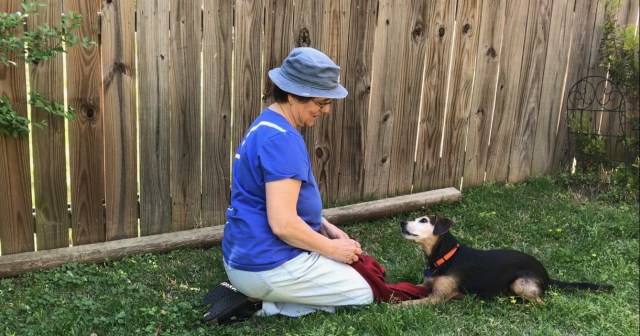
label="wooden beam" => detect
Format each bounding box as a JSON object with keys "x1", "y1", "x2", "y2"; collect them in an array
[
  {"x1": 323, "y1": 187, "x2": 462, "y2": 225},
  {"x1": 0, "y1": 187, "x2": 461, "y2": 278}
]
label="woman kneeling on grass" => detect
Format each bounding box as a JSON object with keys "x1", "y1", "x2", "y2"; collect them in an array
[{"x1": 203, "y1": 47, "x2": 425, "y2": 324}]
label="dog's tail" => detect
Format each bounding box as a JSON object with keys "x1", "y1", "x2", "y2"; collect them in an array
[{"x1": 550, "y1": 279, "x2": 614, "y2": 291}]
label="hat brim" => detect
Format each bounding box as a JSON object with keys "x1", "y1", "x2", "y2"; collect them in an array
[{"x1": 269, "y1": 68, "x2": 348, "y2": 99}]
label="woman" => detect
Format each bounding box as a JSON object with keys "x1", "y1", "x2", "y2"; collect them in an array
[{"x1": 219, "y1": 47, "x2": 374, "y2": 318}]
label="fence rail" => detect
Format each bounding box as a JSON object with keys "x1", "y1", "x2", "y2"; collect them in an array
[{"x1": 0, "y1": 0, "x2": 638, "y2": 258}]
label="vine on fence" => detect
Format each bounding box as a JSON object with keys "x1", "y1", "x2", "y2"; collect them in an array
[{"x1": 0, "y1": 2, "x2": 94, "y2": 138}]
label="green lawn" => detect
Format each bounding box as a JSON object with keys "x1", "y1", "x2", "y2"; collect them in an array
[{"x1": 0, "y1": 175, "x2": 638, "y2": 336}]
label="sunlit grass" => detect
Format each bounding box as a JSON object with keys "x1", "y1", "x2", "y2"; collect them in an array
[{"x1": 0, "y1": 175, "x2": 637, "y2": 335}]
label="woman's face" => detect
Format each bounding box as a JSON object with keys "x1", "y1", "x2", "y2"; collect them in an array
[{"x1": 292, "y1": 97, "x2": 333, "y2": 128}]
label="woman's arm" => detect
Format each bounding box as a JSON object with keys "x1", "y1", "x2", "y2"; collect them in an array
[{"x1": 265, "y1": 178, "x2": 361, "y2": 264}]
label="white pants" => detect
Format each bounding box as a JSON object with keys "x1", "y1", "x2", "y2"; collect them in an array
[{"x1": 224, "y1": 251, "x2": 374, "y2": 317}]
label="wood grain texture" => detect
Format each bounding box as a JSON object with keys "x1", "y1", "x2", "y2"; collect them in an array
[
  {"x1": 262, "y1": 0, "x2": 294, "y2": 109},
  {"x1": 65, "y1": 0, "x2": 105, "y2": 246},
  {"x1": 313, "y1": 0, "x2": 351, "y2": 201},
  {"x1": 138, "y1": 0, "x2": 171, "y2": 235},
  {"x1": 202, "y1": 0, "x2": 233, "y2": 226},
  {"x1": 531, "y1": 0, "x2": 574, "y2": 176},
  {"x1": 462, "y1": 0, "x2": 506, "y2": 187},
  {"x1": 507, "y1": 0, "x2": 552, "y2": 183},
  {"x1": 101, "y1": 0, "x2": 138, "y2": 240},
  {"x1": 438, "y1": 0, "x2": 482, "y2": 191},
  {"x1": 169, "y1": 0, "x2": 203, "y2": 232},
  {"x1": 335, "y1": 0, "x2": 377, "y2": 202},
  {"x1": 413, "y1": 0, "x2": 456, "y2": 192},
  {"x1": 0, "y1": 0, "x2": 35, "y2": 255},
  {"x1": 29, "y1": 0, "x2": 68, "y2": 250},
  {"x1": 232, "y1": 0, "x2": 263, "y2": 168},
  {"x1": 555, "y1": 0, "x2": 600, "y2": 169},
  {"x1": 365, "y1": 0, "x2": 429, "y2": 198},
  {"x1": 484, "y1": 0, "x2": 530, "y2": 183}
]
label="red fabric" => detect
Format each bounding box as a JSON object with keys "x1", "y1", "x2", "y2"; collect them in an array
[{"x1": 350, "y1": 254, "x2": 428, "y2": 303}]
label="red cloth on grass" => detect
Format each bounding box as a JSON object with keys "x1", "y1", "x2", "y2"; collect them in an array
[{"x1": 350, "y1": 254, "x2": 428, "y2": 303}]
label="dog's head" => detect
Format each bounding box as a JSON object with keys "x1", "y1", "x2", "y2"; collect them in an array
[{"x1": 400, "y1": 215, "x2": 453, "y2": 255}]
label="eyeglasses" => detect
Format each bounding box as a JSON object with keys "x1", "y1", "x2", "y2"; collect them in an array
[{"x1": 312, "y1": 99, "x2": 333, "y2": 110}]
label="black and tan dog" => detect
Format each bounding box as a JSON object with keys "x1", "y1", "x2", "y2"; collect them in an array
[{"x1": 400, "y1": 215, "x2": 613, "y2": 305}]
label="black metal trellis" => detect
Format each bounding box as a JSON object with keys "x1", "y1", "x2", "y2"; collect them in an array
[{"x1": 566, "y1": 75, "x2": 632, "y2": 169}]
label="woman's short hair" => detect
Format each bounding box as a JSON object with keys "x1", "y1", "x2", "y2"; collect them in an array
[{"x1": 272, "y1": 84, "x2": 312, "y2": 104}]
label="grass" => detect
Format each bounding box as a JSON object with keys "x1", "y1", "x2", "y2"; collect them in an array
[{"x1": 0, "y1": 175, "x2": 638, "y2": 336}]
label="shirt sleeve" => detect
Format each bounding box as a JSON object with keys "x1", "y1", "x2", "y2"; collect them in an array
[{"x1": 258, "y1": 132, "x2": 310, "y2": 183}]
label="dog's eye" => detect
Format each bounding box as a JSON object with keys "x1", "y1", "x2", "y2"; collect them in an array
[{"x1": 419, "y1": 218, "x2": 428, "y2": 223}]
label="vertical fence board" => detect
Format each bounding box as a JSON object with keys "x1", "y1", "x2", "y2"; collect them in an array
[
  {"x1": 138, "y1": 0, "x2": 171, "y2": 235},
  {"x1": 262, "y1": 0, "x2": 295, "y2": 108},
  {"x1": 335, "y1": 0, "x2": 377, "y2": 202},
  {"x1": 202, "y1": 0, "x2": 233, "y2": 226},
  {"x1": 66, "y1": 0, "x2": 104, "y2": 245},
  {"x1": 363, "y1": 1, "x2": 398, "y2": 198},
  {"x1": 232, "y1": 0, "x2": 263, "y2": 166},
  {"x1": 507, "y1": 0, "x2": 553, "y2": 183},
  {"x1": 484, "y1": 0, "x2": 530, "y2": 183},
  {"x1": 169, "y1": 0, "x2": 202, "y2": 231},
  {"x1": 313, "y1": 0, "x2": 351, "y2": 201},
  {"x1": 294, "y1": 0, "x2": 324, "y2": 163},
  {"x1": 531, "y1": 0, "x2": 574, "y2": 176},
  {"x1": 0, "y1": 0, "x2": 35, "y2": 255},
  {"x1": 462, "y1": 0, "x2": 506, "y2": 188},
  {"x1": 385, "y1": 0, "x2": 429, "y2": 197},
  {"x1": 29, "y1": 0, "x2": 68, "y2": 250},
  {"x1": 554, "y1": 0, "x2": 600, "y2": 169},
  {"x1": 101, "y1": 0, "x2": 137, "y2": 240},
  {"x1": 439, "y1": 0, "x2": 482, "y2": 190},
  {"x1": 413, "y1": 0, "x2": 456, "y2": 192}
]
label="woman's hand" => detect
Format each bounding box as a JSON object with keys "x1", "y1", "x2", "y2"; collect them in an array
[
  {"x1": 320, "y1": 218, "x2": 349, "y2": 239},
  {"x1": 328, "y1": 238, "x2": 362, "y2": 264}
]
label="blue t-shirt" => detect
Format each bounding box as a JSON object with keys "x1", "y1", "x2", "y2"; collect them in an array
[{"x1": 221, "y1": 108, "x2": 323, "y2": 271}]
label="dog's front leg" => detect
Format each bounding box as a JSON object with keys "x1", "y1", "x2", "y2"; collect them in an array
[{"x1": 401, "y1": 276, "x2": 461, "y2": 305}]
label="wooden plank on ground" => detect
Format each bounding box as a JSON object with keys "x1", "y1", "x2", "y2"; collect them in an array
[
  {"x1": 413, "y1": 0, "x2": 456, "y2": 192},
  {"x1": 169, "y1": 0, "x2": 202, "y2": 231},
  {"x1": 507, "y1": 0, "x2": 553, "y2": 183},
  {"x1": 29, "y1": 0, "x2": 69, "y2": 250},
  {"x1": 484, "y1": 0, "x2": 530, "y2": 183},
  {"x1": 531, "y1": 0, "x2": 574, "y2": 176},
  {"x1": 0, "y1": 226, "x2": 225, "y2": 278},
  {"x1": 462, "y1": 0, "x2": 506, "y2": 188},
  {"x1": 65, "y1": 0, "x2": 104, "y2": 246},
  {"x1": 0, "y1": 187, "x2": 461, "y2": 277},
  {"x1": 324, "y1": 187, "x2": 462, "y2": 225},
  {"x1": 438, "y1": 0, "x2": 482, "y2": 190},
  {"x1": 138, "y1": 0, "x2": 171, "y2": 235},
  {"x1": 101, "y1": 0, "x2": 138, "y2": 240},
  {"x1": 202, "y1": 0, "x2": 233, "y2": 226}
]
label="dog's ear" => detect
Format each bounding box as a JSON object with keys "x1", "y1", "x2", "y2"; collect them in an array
[{"x1": 433, "y1": 216, "x2": 453, "y2": 236}]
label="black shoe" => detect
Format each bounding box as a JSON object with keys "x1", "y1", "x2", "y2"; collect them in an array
[{"x1": 202, "y1": 282, "x2": 262, "y2": 325}]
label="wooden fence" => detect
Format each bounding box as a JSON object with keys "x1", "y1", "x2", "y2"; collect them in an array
[{"x1": 0, "y1": 0, "x2": 638, "y2": 257}]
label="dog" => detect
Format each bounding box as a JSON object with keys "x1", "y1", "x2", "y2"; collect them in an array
[{"x1": 400, "y1": 215, "x2": 613, "y2": 305}]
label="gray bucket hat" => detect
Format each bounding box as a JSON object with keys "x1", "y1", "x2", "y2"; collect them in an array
[{"x1": 268, "y1": 47, "x2": 348, "y2": 99}]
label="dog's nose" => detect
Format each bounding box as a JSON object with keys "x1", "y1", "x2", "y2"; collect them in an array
[{"x1": 400, "y1": 220, "x2": 407, "y2": 227}]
